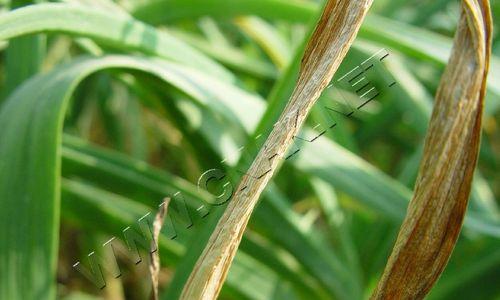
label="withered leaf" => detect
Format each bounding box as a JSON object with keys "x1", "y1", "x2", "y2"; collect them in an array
[
  {"x1": 180, "y1": 1, "x2": 374, "y2": 299},
  {"x1": 371, "y1": 0, "x2": 492, "y2": 299}
]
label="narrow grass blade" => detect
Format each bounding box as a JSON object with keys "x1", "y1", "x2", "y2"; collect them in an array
[{"x1": 234, "y1": 16, "x2": 292, "y2": 70}]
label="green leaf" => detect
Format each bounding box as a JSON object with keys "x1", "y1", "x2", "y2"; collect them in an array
[
  {"x1": 235, "y1": 16, "x2": 292, "y2": 70},
  {"x1": 2, "y1": 0, "x2": 45, "y2": 100},
  {"x1": 62, "y1": 137, "x2": 351, "y2": 299},
  {"x1": 61, "y1": 135, "x2": 330, "y2": 299},
  {"x1": 131, "y1": 0, "x2": 500, "y2": 114},
  {"x1": 62, "y1": 178, "x2": 280, "y2": 300},
  {"x1": 429, "y1": 238, "x2": 500, "y2": 299},
  {"x1": 0, "y1": 54, "x2": 264, "y2": 299},
  {"x1": 0, "y1": 3, "x2": 234, "y2": 81},
  {"x1": 130, "y1": 0, "x2": 317, "y2": 25},
  {"x1": 132, "y1": 0, "x2": 500, "y2": 238},
  {"x1": 170, "y1": 29, "x2": 278, "y2": 79}
]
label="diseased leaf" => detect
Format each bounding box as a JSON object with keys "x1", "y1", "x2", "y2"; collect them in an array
[
  {"x1": 371, "y1": 0, "x2": 493, "y2": 298},
  {"x1": 181, "y1": 1, "x2": 374, "y2": 298}
]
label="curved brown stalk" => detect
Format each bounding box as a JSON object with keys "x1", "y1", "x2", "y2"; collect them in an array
[
  {"x1": 371, "y1": 0, "x2": 492, "y2": 299},
  {"x1": 180, "y1": 0, "x2": 374, "y2": 299}
]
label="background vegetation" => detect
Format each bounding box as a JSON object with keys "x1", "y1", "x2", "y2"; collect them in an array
[{"x1": 0, "y1": 0, "x2": 499, "y2": 299}]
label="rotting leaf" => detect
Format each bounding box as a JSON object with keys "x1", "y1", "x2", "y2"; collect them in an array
[{"x1": 371, "y1": 0, "x2": 492, "y2": 299}]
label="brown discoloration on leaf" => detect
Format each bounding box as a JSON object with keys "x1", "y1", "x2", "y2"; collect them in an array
[
  {"x1": 371, "y1": 1, "x2": 492, "y2": 299},
  {"x1": 180, "y1": 1, "x2": 374, "y2": 299}
]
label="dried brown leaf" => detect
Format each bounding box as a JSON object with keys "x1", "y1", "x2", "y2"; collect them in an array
[
  {"x1": 150, "y1": 198, "x2": 169, "y2": 300},
  {"x1": 371, "y1": 0, "x2": 492, "y2": 299},
  {"x1": 180, "y1": 1, "x2": 374, "y2": 299}
]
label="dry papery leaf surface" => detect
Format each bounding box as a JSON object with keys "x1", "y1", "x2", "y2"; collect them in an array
[
  {"x1": 371, "y1": 0, "x2": 492, "y2": 299},
  {"x1": 150, "y1": 198, "x2": 169, "y2": 300},
  {"x1": 181, "y1": 0, "x2": 374, "y2": 299}
]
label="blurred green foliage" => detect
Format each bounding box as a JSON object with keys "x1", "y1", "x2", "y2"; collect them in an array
[{"x1": 0, "y1": 0, "x2": 498, "y2": 299}]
